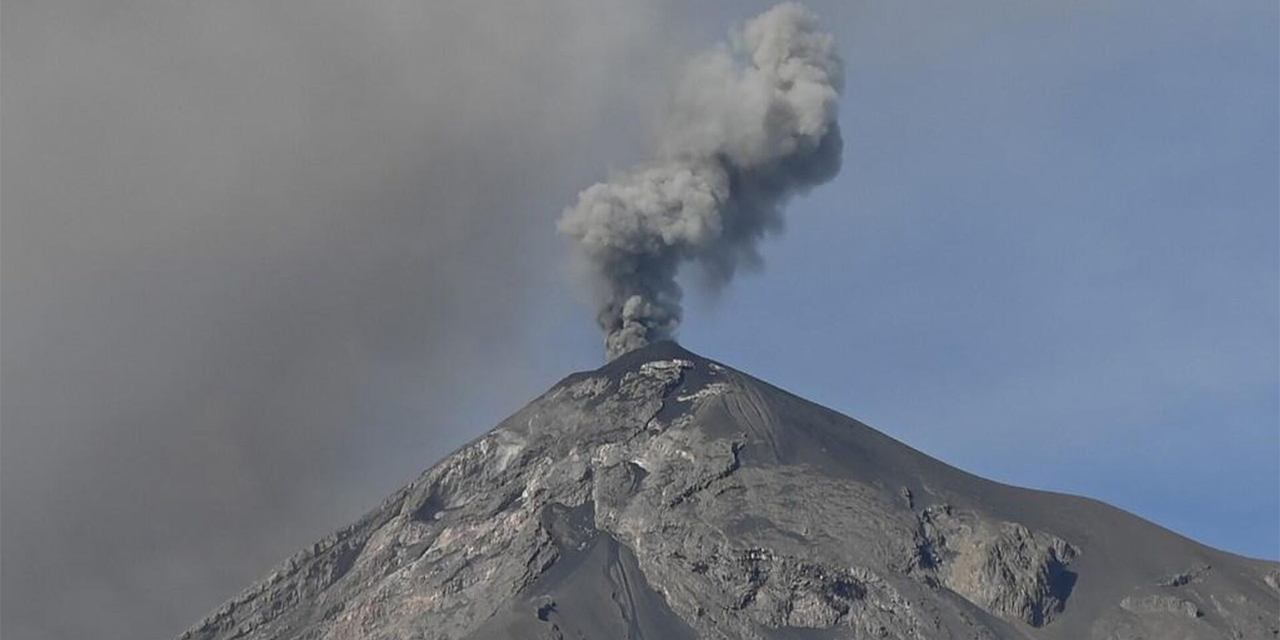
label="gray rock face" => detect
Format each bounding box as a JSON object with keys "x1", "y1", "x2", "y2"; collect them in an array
[
  {"x1": 913, "y1": 505, "x2": 1077, "y2": 627},
  {"x1": 181, "y1": 342, "x2": 1279, "y2": 640}
]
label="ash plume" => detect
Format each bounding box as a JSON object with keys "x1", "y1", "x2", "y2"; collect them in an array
[{"x1": 559, "y1": 2, "x2": 844, "y2": 360}]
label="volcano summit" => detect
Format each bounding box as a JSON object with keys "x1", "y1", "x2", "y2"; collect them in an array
[{"x1": 182, "y1": 343, "x2": 1278, "y2": 640}]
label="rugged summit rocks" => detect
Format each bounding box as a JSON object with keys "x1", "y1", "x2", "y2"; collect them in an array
[{"x1": 182, "y1": 342, "x2": 1279, "y2": 640}]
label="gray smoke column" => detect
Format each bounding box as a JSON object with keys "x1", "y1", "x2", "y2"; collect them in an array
[{"x1": 559, "y1": 2, "x2": 843, "y2": 360}]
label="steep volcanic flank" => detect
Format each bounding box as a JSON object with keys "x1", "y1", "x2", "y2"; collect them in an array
[{"x1": 182, "y1": 342, "x2": 1279, "y2": 640}]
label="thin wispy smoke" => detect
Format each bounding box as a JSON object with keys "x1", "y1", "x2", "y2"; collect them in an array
[{"x1": 559, "y1": 2, "x2": 844, "y2": 360}]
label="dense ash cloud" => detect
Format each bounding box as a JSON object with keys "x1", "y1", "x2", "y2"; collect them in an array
[{"x1": 559, "y1": 2, "x2": 844, "y2": 360}]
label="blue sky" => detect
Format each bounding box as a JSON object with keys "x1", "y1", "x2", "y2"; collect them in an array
[{"x1": 521, "y1": 0, "x2": 1279, "y2": 559}]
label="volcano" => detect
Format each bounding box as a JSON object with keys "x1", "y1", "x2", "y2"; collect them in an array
[{"x1": 181, "y1": 342, "x2": 1278, "y2": 639}]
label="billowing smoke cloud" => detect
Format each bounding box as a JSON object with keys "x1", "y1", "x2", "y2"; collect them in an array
[{"x1": 559, "y1": 3, "x2": 843, "y2": 360}]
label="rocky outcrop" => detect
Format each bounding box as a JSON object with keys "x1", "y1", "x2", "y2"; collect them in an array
[
  {"x1": 1120, "y1": 594, "x2": 1202, "y2": 618},
  {"x1": 912, "y1": 504, "x2": 1078, "y2": 627}
]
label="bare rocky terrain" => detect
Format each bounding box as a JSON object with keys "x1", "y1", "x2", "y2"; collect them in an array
[{"x1": 182, "y1": 342, "x2": 1279, "y2": 639}]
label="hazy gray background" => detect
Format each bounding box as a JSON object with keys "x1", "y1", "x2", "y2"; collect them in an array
[
  {"x1": 3, "y1": 2, "x2": 1275, "y2": 640},
  {"x1": 3, "y1": 1, "x2": 680, "y2": 637}
]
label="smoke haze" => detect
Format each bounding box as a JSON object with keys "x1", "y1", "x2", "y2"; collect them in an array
[
  {"x1": 0, "y1": 2, "x2": 677, "y2": 638},
  {"x1": 559, "y1": 3, "x2": 844, "y2": 359}
]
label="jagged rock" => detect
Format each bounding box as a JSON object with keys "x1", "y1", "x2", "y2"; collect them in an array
[
  {"x1": 913, "y1": 505, "x2": 1077, "y2": 627},
  {"x1": 1121, "y1": 594, "x2": 1203, "y2": 618},
  {"x1": 180, "y1": 342, "x2": 1280, "y2": 640},
  {"x1": 1266, "y1": 569, "x2": 1280, "y2": 592},
  {"x1": 1158, "y1": 564, "x2": 1212, "y2": 587}
]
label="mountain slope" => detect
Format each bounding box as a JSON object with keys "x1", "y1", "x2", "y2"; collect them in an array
[{"x1": 181, "y1": 342, "x2": 1279, "y2": 640}]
